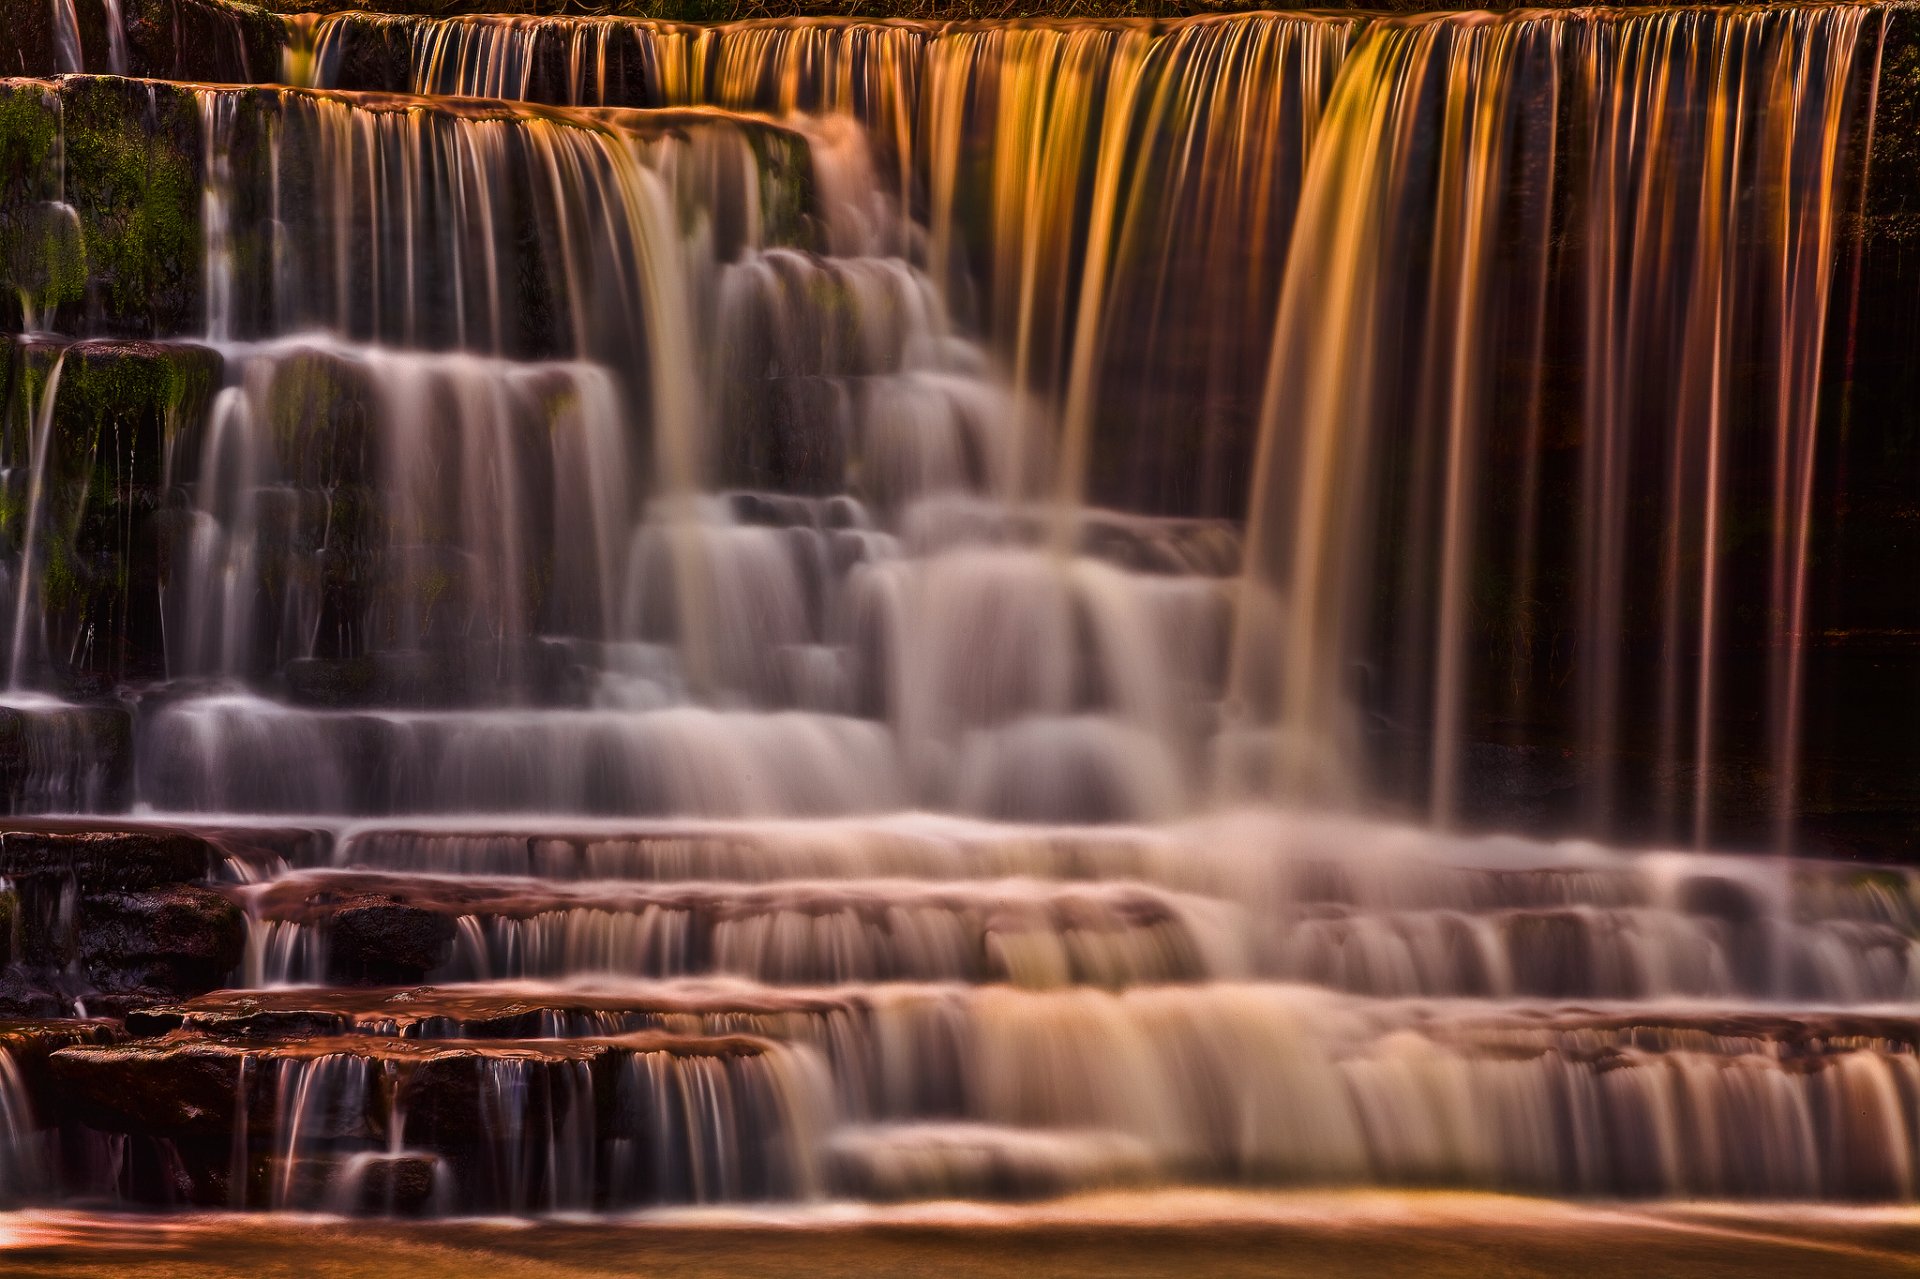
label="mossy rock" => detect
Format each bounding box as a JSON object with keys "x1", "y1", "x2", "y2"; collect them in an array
[
  {"x1": 0, "y1": 335, "x2": 221, "y2": 687},
  {"x1": 0, "y1": 78, "x2": 203, "y2": 335}
]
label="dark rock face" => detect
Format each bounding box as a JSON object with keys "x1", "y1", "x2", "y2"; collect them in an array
[
  {"x1": 0, "y1": 77, "x2": 206, "y2": 336},
  {"x1": 0, "y1": 704, "x2": 132, "y2": 814},
  {"x1": 0, "y1": 0, "x2": 278, "y2": 78},
  {"x1": 45, "y1": 1028, "x2": 768, "y2": 1208},
  {"x1": 74, "y1": 884, "x2": 245, "y2": 1003},
  {"x1": 50, "y1": 1036, "x2": 252, "y2": 1136},
  {"x1": 123, "y1": 0, "x2": 286, "y2": 83}
]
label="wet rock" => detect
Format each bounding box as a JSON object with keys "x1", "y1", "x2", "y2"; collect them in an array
[
  {"x1": 75, "y1": 884, "x2": 246, "y2": 999},
  {"x1": 327, "y1": 898, "x2": 458, "y2": 985},
  {"x1": 0, "y1": 827, "x2": 215, "y2": 891},
  {"x1": 0, "y1": 0, "x2": 280, "y2": 77},
  {"x1": 201, "y1": 824, "x2": 334, "y2": 878},
  {"x1": 0, "y1": 78, "x2": 203, "y2": 337},
  {"x1": 1506, "y1": 910, "x2": 1607, "y2": 999},
  {"x1": 339, "y1": 1152, "x2": 445, "y2": 1216},
  {"x1": 52, "y1": 1036, "x2": 256, "y2": 1136},
  {"x1": 0, "y1": 970, "x2": 69, "y2": 1019},
  {"x1": 399, "y1": 1043, "x2": 614, "y2": 1147},
  {"x1": 0, "y1": 337, "x2": 222, "y2": 688},
  {"x1": 282, "y1": 656, "x2": 383, "y2": 709},
  {"x1": 0, "y1": 0, "x2": 104, "y2": 74},
  {"x1": 1678, "y1": 876, "x2": 1763, "y2": 926},
  {"x1": 0, "y1": 1018, "x2": 117, "y2": 1104},
  {"x1": 720, "y1": 376, "x2": 851, "y2": 496},
  {"x1": 133, "y1": 984, "x2": 858, "y2": 1044}
]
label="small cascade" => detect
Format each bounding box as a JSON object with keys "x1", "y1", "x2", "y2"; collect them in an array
[
  {"x1": 608, "y1": 1041, "x2": 829, "y2": 1203},
  {"x1": 83, "y1": 1033, "x2": 832, "y2": 1213},
  {"x1": 44, "y1": 0, "x2": 130, "y2": 74},
  {"x1": 238, "y1": 872, "x2": 1234, "y2": 988},
  {"x1": 160, "y1": 340, "x2": 631, "y2": 689},
  {"x1": 294, "y1": 13, "x2": 1357, "y2": 515},
  {"x1": 266, "y1": 1051, "x2": 374, "y2": 1209}
]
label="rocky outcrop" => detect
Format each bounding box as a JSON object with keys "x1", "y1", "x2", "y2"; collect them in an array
[{"x1": 127, "y1": 983, "x2": 860, "y2": 1039}]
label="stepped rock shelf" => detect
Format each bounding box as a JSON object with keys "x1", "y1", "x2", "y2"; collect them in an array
[{"x1": 1, "y1": 0, "x2": 1919, "y2": 1234}]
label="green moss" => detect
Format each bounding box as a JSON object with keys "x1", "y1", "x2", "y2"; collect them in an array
[
  {"x1": 0, "y1": 87, "x2": 59, "y2": 181},
  {"x1": 753, "y1": 128, "x2": 817, "y2": 250},
  {"x1": 60, "y1": 80, "x2": 201, "y2": 331},
  {"x1": 38, "y1": 537, "x2": 79, "y2": 611},
  {"x1": 0, "y1": 81, "x2": 204, "y2": 333},
  {"x1": 0, "y1": 87, "x2": 87, "y2": 324}
]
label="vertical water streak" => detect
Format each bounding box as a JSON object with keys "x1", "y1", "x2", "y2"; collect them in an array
[
  {"x1": 0, "y1": 1049, "x2": 43, "y2": 1203},
  {"x1": 100, "y1": 0, "x2": 127, "y2": 75},
  {"x1": 270, "y1": 1053, "x2": 374, "y2": 1209},
  {"x1": 48, "y1": 0, "x2": 84, "y2": 73},
  {"x1": 8, "y1": 350, "x2": 67, "y2": 691},
  {"x1": 200, "y1": 96, "x2": 237, "y2": 344}
]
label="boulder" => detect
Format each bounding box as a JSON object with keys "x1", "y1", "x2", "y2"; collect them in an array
[{"x1": 327, "y1": 898, "x2": 458, "y2": 985}]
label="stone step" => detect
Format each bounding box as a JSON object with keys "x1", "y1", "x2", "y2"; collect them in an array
[
  {"x1": 126, "y1": 981, "x2": 862, "y2": 1039},
  {"x1": 236, "y1": 869, "x2": 1235, "y2": 987}
]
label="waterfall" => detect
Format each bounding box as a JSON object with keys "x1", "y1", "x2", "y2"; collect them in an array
[
  {"x1": 294, "y1": 14, "x2": 1356, "y2": 513},
  {"x1": 2, "y1": 0, "x2": 1917, "y2": 1223},
  {"x1": 1232, "y1": 7, "x2": 1874, "y2": 841}
]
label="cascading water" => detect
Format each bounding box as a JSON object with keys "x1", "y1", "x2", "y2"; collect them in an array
[
  {"x1": 1232, "y1": 7, "x2": 1875, "y2": 844},
  {"x1": 0, "y1": 0, "x2": 1917, "y2": 1225}
]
